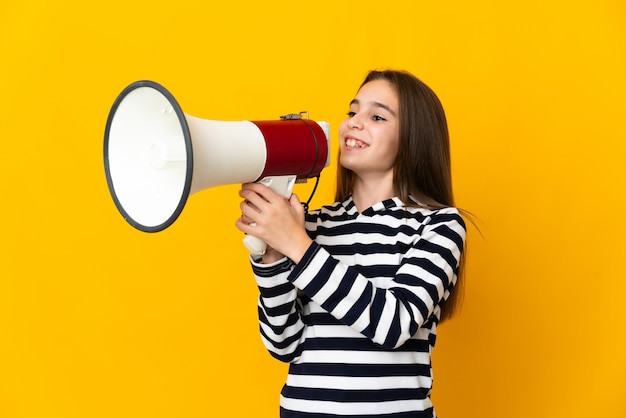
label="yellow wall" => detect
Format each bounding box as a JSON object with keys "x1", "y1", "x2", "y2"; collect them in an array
[{"x1": 1, "y1": 1, "x2": 625, "y2": 417}]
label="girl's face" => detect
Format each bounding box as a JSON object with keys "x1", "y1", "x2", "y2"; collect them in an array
[{"x1": 339, "y1": 79, "x2": 400, "y2": 180}]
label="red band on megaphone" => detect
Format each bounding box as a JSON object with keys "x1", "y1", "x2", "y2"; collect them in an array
[{"x1": 253, "y1": 119, "x2": 328, "y2": 180}]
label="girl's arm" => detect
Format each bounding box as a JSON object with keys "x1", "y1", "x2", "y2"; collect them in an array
[
  {"x1": 287, "y1": 211, "x2": 466, "y2": 349},
  {"x1": 251, "y1": 256, "x2": 306, "y2": 363}
]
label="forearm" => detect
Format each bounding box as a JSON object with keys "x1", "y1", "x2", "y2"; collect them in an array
[
  {"x1": 285, "y1": 240, "x2": 460, "y2": 349},
  {"x1": 252, "y1": 256, "x2": 306, "y2": 362}
]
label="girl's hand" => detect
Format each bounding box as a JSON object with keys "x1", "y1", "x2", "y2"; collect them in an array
[{"x1": 235, "y1": 182, "x2": 312, "y2": 263}]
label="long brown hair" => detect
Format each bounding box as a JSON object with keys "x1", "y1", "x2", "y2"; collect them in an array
[{"x1": 336, "y1": 69, "x2": 465, "y2": 322}]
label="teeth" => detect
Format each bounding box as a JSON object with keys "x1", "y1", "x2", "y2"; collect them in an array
[{"x1": 346, "y1": 138, "x2": 366, "y2": 148}]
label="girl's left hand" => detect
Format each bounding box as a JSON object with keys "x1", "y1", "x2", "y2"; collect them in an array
[{"x1": 235, "y1": 182, "x2": 312, "y2": 263}]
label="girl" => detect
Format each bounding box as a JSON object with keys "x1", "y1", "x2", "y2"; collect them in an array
[{"x1": 236, "y1": 69, "x2": 467, "y2": 418}]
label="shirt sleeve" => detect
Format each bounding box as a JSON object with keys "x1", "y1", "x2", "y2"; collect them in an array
[
  {"x1": 250, "y1": 255, "x2": 306, "y2": 362},
  {"x1": 286, "y1": 210, "x2": 466, "y2": 349}
]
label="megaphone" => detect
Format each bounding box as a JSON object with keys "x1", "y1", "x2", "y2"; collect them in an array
[{"x1": 103, "y1": 80, "x2": 330, "y2": 254}]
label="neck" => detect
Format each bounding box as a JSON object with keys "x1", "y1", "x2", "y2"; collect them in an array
[{"x1": 351, "y1": 173, "x2": 395, "y2": 213}]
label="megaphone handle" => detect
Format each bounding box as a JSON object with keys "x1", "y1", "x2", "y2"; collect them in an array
[{"x1": 243, "y1": 175, "x2": 297, "y2": 256}]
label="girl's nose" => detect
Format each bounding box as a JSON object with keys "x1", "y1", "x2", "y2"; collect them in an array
[{"x1": 348, "y1": 114, "x2": 363, "y2": 129}]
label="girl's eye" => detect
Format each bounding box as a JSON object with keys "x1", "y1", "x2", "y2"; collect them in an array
[
  {"x1": 373, "y1": 115, "x2": 386, "y2": 121},
  {"x1": 347, "y1": 111, "x2": 356, "y2": 117}
]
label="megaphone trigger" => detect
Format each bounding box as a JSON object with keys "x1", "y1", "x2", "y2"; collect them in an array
[{"x1": 257, "y1": 175, "x2": 297, "y2": 199}]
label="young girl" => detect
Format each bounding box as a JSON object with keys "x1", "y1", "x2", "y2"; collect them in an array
[{"x1": 236, "y1": 69, "x2": 467, "y2": 418}]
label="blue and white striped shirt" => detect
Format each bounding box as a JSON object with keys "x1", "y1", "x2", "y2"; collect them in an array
[{"x1": 251, "y1": 197, "x2": 466, "y2": 418}]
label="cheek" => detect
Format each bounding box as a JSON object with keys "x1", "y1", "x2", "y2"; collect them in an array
[
  {"x1": 382, "y1": 131, "x2": 401, "y2": 161},
  {"x1": 338, "y1": 120, "x2": 349, "y2": 138},
  {"x1": 391, "y1": 135, "x2": 400, "y2": 156}
]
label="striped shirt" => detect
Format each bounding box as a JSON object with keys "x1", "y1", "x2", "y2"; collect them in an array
[{"x1": 251, "y1": 197, "x2": 466, "y2": 418}]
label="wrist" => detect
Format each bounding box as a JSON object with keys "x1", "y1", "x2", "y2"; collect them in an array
[
  {"x1": 283, "y1": 236, "x2": 313, "y2": 264},
  {"x1": 261, "y1": 247, "x2": 284, "y2": 264}
]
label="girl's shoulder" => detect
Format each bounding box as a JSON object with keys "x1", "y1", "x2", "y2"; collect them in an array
[{"x1": 406, "y1": 205, "x2": 466, "y2": 230}]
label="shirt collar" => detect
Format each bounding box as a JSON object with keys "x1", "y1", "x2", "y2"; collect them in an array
[{"x1": 342, "y1": 196, "x2": 404, "y2": 216}]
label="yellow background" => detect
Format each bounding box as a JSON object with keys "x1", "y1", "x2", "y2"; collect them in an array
[{"x1": 1, "y1": 1, "x2": 625, "y2": 417}]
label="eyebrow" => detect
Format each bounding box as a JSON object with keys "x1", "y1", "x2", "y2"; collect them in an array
[{"x1": 350, "y1": 99, "x2": 397, "y2": 116}]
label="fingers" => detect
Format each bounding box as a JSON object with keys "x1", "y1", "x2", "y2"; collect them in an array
[
  {"x1": 237, "y1": 181, "x2": 302, "y2": 230},
  {"x1": 236, "y1": 183, "x2": 276, "y2": 229},
  {"x1": 239, "y1": 182, "x2": 294, "y2": 219},
  {"x1": 235, "y1": 183, "x2": 310, "y2": 262},
  {"x1": 236, "y1": 184, "x2": 262, "y2": 234},
  {"x1": 240, "y1": 197, "x2": 260, "y2": 219},
  {"x1": 238, "y1": 184, "x2": 268, "y2": 216},
  {"x1": 235, "y1": 210, "x2": 259, "y2": 237},
  {"x1": 239, "y1": 182, "x2": 279, "y2": 203},
  {"x1": 288, "y1": 193, "x2": 305, "y2": 217}
]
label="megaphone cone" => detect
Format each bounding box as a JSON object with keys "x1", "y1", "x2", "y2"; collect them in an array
[{"x1": 103, "y1": 81, "x2": 330, "y2": 248}]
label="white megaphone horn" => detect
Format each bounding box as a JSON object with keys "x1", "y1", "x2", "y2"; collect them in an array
[{"x1": 103, "y1": 80, "x2": 330, "y2": 255}]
